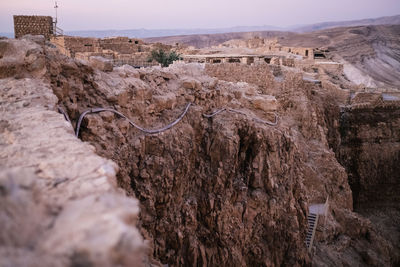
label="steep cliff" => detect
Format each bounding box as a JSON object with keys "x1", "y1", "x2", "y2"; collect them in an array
[
  {"x1": 339, "y1": 94, "x2": 400, "y2": 208},
  {"x1": 48, "y1": 54, "x2": 395, "y2": 266}
]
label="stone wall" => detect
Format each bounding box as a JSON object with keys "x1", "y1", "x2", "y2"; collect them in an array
[
  {"x1": 316, "y1": 62, "x2": 344, "y2": 73},
  {"x1": 52, "y1": 36, "x2": 151, "y2": 56},
  {"x1": 51, "y1": 36, "x2": 172, "y2": 68},
  {"x1": 100, "y1": 37, "x2": 143, "y2": 54},
  {"x1": 205, "y1": 63, "x2": 278, "y2": 93},
  {"x1": 14, "y1": 15, "x2": 53, "y2": 40},
  {"x1": 280, "y1": 57, "x2": 295, "y2": 67},
  {"x1": 290, "y1": 47, "x2": 314, "y2": 58},
  {"x1": 64, "y1": 37, "x2": 102, "y2": 55}
]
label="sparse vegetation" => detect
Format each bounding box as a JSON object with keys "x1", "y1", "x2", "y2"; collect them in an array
[{"x1": 148, "y1": 49, "x2": 181, "y2": 67}]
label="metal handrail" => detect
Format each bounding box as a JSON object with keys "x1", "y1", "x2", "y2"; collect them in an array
[
  {"x1": 55, "y1": 26, "x2": 63, "y2": 36},
  {"x1": 53, "y1": 23, "x2": 64, "y2": 36}
]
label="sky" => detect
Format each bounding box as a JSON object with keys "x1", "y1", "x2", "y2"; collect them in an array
[{"x1": 1, "y1": 0, "x2": 400, "y2": 32}]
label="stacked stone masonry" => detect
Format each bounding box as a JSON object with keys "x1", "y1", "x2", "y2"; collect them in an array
[
  {"x1": 14, "y1": 15, "x2": 54, "y2": 40},
  {"x1": 50, "y1": 36, "x2": 170, "y2": 68}
]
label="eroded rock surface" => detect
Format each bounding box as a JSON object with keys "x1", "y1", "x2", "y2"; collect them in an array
[
  {"x1": 0, "y1": 38, "x2": 145, "y2": 267},
  {"x1": 49, "y1": 55, "x2": 397, "y2": 266}
]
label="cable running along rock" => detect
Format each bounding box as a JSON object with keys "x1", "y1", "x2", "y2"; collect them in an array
[
  {"x1": 75, "y1": 104, "x2": 278, "y2": 138},
  {"x1": 75, "y1": 103, "x2": 192, "y2": 137}
]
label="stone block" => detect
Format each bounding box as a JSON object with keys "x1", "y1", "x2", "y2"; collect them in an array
[
  {"x1": 181, "y1": 78, "x2": 201, "y2": 90},
  {"x1": 251, "y1": 95, "x2": 278, "y2": 112},
  {"x1": 89, "y1": 56, "x2": 113, "y2": 72}
]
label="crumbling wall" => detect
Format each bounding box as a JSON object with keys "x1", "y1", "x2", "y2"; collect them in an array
[
  {"x1": 280, "y1": 57, "x2": 295, "y2": 67},
  {"x1": 247, "y1": 36, "x2": 264, "y2": 48},
  {"x1": 316, "y1": 62, "x2": 344, "y2": 73},
  {"x1": 14, "y1": 15, "x2": 54, "y2": 40},
  {"x1": 205, "y1": 63, "x2": 278, "y2": 94},
  {"x1": 50, "y1": 36, "x2": 171, "y2": 68},
  {"x1": 50, "y1": 36, "x2": 69, "y2": 56},
  {"x1": 100, "y1": 37, "x2": 141, "y2": 54},
  {"x1": 290, "y1": 47, "x2": 313, "y2": 58},
  {"x1": 64, "y1": 37, "x2": 102, "y2": 55}
]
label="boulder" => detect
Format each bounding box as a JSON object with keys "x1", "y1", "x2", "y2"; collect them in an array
[
  {"x1": 181, "y1": 78, "x2": 201, "y2": 90},
  {"x1": 89, "y1": 56, "x2": 113, "y2": 72},
  {"x1": 0, "y1": 38, "x2": 46, "y2": 79},
  {"x1": 251, "y1": 95, "x2": 278, "y2": 112}
]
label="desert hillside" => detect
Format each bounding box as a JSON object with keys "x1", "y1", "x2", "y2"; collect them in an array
[
  {"x1": 277, "y1": 25, "x2": 400, "y2": 88},
  {"x1": 144, "y1": 31, "x2": 295, "y2": 48},
  {"x1": 294, "y1": 14, "x2": 400, "y2": 32},
  {"x1": 149, "y1": 24, "x2": 400, "y2": 88}
]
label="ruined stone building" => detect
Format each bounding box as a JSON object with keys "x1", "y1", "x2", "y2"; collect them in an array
[
  {"x1": 50, "y1": 36, "x2": 172, "y2": 68},
  {"x1": 13, "y1": 15, "x2": 54, "y2": 40},
  {"x1": 12, "y1": 15, "x2": 171, "y2": 68}
]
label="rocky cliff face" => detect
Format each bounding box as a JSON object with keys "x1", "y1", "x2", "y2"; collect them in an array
[
  {"x1": 49, "y1": 59, "x2": 311, "y2": 265},
  {"x1": 0, "y1": 37, "x2": 145, "y2": 267},
  {"x1": 205, "y1": 63, "x2": 400, "y2": 266},
  {"x1": 337, "y1": 93, "x2": 400, "y2": 265},
  {"x1": 46, "y1": 54, "x2": 380, "y2": 266},
  {"x1": 339, "y1": 96, "x2": 400, "y2": 208}
]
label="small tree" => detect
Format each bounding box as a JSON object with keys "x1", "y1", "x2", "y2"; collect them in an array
[{"x1": 148, "y1": 49, "x2": 181, "y2": 67}]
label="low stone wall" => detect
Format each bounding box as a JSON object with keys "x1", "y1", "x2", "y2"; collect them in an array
[
  {"x1": 50, "y1": 36, "x2": 170, "y2": 68},
  {"x1": 315, "y1": 62, "x2": 344, "y2": 73},
  {"x1": 205, "y1": 63, "x2": 277, "y2": 93}
]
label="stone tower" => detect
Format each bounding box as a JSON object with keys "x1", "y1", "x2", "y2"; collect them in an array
[{"x1": 13, "y1": 15, "x2": 54, "y2": 40}]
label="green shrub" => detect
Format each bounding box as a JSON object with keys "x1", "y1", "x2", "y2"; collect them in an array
[{"x1": 148, "y1": 49, "x2": 181, "y2": 67}]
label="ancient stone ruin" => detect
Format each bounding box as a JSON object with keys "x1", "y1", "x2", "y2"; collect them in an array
[
  {"x1": 13, "y1": 15, "x2": 54, "y2": 40},
  {"x1": 50, "y1": 36, "x2": 170, "y2": 68},
  {"x1": 1, "y1": 15, "x2": 400, "y2": 267}
]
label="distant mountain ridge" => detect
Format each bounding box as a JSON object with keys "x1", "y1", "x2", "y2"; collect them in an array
[
  {"x1": 65, "y1": 25, "x2": 284, "y2": 39},
  {"x1": 144, "y1": 31, "x2": 294, "y2": 48},
  {"x1": 293, "y1": 14, "x2": 400, "y2": 32},
  {"x1": 65, "y1": 14, "x2": 400, "y2": 38},
  {"x1": 1, "y1": 14, "x2": 399, "y2": 39}
]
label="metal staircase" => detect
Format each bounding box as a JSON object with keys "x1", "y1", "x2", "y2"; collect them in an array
[
  {"x1": 306, "y1": 197, "x2": 329, "y2": 252},
  {"x1": 305, "y1": 212, "x2": 319, "y2": 251}
]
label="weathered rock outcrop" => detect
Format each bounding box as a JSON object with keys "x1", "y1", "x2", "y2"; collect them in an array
[
  {"x1": 205, "y1": 63, "x2": 400, "y2": 266},
  {"x1": 335, "y1": 92, "x2": 400, "y2": 266},
  {"x1": 0, "y1": 38, "x2": 145, "y2": 267},
  {"x1": 339, "y1": 94, "x2": 400, "y2": 208},
  {"x1": 49, "y1": 59, "x2": 310, "y2": 266}
]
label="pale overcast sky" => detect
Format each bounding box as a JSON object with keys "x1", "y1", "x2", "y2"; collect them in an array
[{"x1": 1, "y1": 0, "x2": 400, "y2": 32}]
